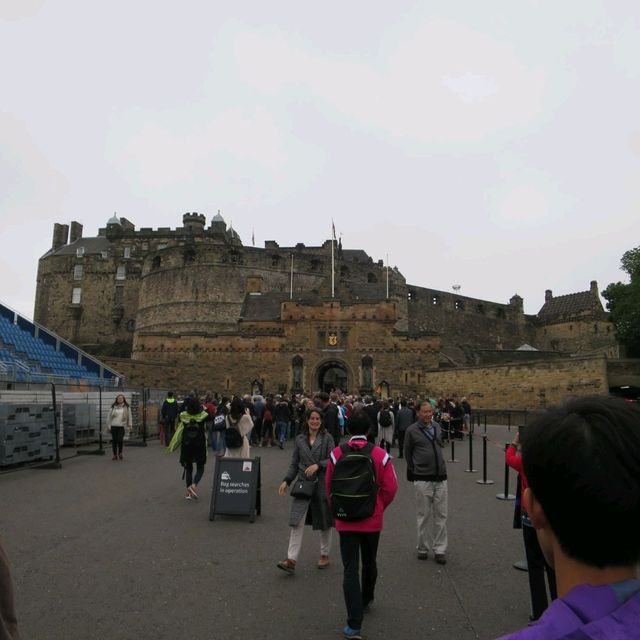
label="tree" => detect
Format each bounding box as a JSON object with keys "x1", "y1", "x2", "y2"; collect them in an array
[{"x1": 602, "y1": 246, "x2": 640, "y2": 357}]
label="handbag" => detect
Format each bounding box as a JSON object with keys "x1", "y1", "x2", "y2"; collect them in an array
[{"x1": 290, "y1": 476, "x2": 317, "y2": 499}]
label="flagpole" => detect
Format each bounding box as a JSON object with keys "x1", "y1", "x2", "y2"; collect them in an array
[
  {"x1": 290, "y1": 253, "x2": 294, "y2": 300},
  {"x1": 331, "y1": 220, "x2": 335, "y2": 298},
  {"x1": 386, "y1": 254, "x2": 389, "y2": 299}
]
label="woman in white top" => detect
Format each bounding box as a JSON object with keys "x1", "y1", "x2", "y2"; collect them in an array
[
  {"x1": 376, "y1": 400, "x2": 395, "y2": 454},
  {"x1": 108, "y1": 394, "x2": 132, "y2": 460}
]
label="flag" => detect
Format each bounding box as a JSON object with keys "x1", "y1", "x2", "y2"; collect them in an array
[
  {"x1": 332, "y1": 219, "x2": 336, "y2": 240},
  {"x1": 252, "y1": 229, "x2": 255, "y2": 246}
]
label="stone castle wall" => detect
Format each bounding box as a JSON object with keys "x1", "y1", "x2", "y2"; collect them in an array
[{"x1": 424, "y1": 355, "x2": 609, "y2": 410}]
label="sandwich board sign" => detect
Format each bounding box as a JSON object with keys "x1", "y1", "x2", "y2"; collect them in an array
[{"x1": 209, "y1": 457, "x2": 261, "y2": 522}]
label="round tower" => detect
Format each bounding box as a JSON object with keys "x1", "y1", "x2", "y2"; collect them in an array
[
  {"x1": 210, "y1": 211, "x2": 226, "y2": 235},
  {"x1": 182, "y1": 212, "x2": 206, "y2": 233}
]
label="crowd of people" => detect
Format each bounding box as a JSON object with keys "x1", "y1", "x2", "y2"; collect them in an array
[{"x1": 2, "y1": 392, "x2": 638, "y2": 640}]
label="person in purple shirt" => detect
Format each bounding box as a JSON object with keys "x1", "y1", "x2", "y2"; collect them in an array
[{"x1": 498, "y1": 395, "x2": 640, "y2": 640}]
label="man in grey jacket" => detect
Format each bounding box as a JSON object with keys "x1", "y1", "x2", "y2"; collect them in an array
[{"x1": 404, "y1": 400, "x2": 448, "y2": 564}]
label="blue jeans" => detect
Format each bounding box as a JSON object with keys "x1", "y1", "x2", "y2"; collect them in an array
[
  {"x1": 208, "y1": 427, "x2": 225, "y2": 454},
  {"x1": 276, "y1": 421, "x2": 288, "y2": 443}
]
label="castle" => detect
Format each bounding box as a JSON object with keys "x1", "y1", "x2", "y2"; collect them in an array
[{"x1": 34, "y1": 212, "x2": 619, "y2": 403}]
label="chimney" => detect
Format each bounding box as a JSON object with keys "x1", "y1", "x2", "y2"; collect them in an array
[
  {"x1": 52, "y1": 223, "x2": 69, "y2": 250},
  {"x1": 590, "y1": 280, "x2": 598, "y2": 295},
  {"x1": 69, "y1": 221, "x2": 83, "y2": 244},
  {"x1": 545, "y1": 289, "x2": 553, "y2": 302}
]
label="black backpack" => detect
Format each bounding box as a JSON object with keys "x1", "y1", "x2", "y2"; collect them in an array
[
  {"x1": 182, "y1": 419, "x2": 204, "y2": 446},
  {"x1": 379, "y1": 410, "x2": 392, "y2": 427},
  {"x1": 224, "y1": 417, "x2": 244, "y2": 449},
  {"x1": 330, "y1": 442, "x2": 378, "y2": 521}
]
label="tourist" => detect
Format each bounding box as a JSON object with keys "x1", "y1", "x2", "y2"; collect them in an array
[
  {"x1": 223, "y1": 396, "x2": 253, "y2": 458},
  {"x1": 276, "y1": 407, "x2": 335, "y2": 574},
  {"x1": 325, "y1": 409, "x2": 398, "y2": 640},
  {"x1": 171, "y1": 396, "x2": 209, "y2": 500},
  {"x1": 506, "y1": 429, "x2": 557, "y2": 621},
  {"x1": 497, "y1": 396, "x2": 640, "y2": 639},
  {"x1": 274, "y1": 395, "x2": 291, "y2": 450},
  {"x1": 160, "y1": 390, "x2": 179, "y2": 447},
  {"x1": 107, "y1": 394, "x2": 132, "y2": 461},
  {"x1": 318, "y1": 392, "x2": 341, "y2": 447},
  {"x1": 0, "y1": 537, "x2": 19, "y2": 640},
  {"x1": 261, "y1": 396, "x2": 275, "y2": 447},
  {"x1": 395, "y1": 399, "x2": 415, "y2": 459},
  {"x1": 376, "y1": 400, "x2": 394, "y2": 454},
  {"x1": 404, "y1": 400, "x2": 448, "y2": 563}
]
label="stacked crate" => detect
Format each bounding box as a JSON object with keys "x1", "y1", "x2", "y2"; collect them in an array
[
  {"x1": 0, "y1": 404, "x2": 56, "y2": 466},
  {"x1": 61, "y1": 403, "x2": 97, "y2": 445}
]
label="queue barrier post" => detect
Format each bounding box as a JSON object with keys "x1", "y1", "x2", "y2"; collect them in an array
[
  {"x1": 476, "y1": 435, "x2": 494, "y2": 485},
  {"x1": 496, "y1": 443, "x2": 516, "y2": 500},
  {"x1": 449, "y1": 437, "x2": 459, "y2": 463},
  {"x1": 464, "y1": 432, "x2": 477, "y2": 473}
]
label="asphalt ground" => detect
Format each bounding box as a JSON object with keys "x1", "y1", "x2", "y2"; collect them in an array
[{"x1": 0, "y1": 425, "x2": 536, "y2": 640}]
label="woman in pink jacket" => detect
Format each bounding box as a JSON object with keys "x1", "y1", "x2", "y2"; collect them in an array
[{"x1": 325, "y1": 410, "x2": 398, "y2": 640}]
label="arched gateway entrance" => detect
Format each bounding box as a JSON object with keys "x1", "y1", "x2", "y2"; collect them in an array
[{"x1": 316, "y1": 360, "x2": 348, "y2": 393}]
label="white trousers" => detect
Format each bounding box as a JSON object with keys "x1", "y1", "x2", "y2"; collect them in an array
[
  {"x1": 414, "y1": 480, "x2": 448, "y2": 555},
  {"x1": 287, "y1": 505, "x2": 332, "y2": 561}
]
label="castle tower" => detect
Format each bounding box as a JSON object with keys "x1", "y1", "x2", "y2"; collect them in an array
[
  {"x1": 210, "y1": 211, "x2": 226, "y2": 235},
  {"x1": 105, "y1": 214, "x2": 122, "y2": 240},
  {"x1": 182, "y1": 212, "x2": 206, "y2": 233}
]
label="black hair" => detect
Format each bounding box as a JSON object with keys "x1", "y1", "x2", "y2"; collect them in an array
[
  {"x1": 184, "y1": 396, "x2": 201, "y2": 415},
  {"x1": 522, "y1": 395, "x2": 640, "y2": 568},
  {"x1": 318, "y1": 391, "x2": 330, "y2": 403},
  {"x1": 229, "y1": 397, "x2": 245, "y2": 421},
  {"x1": 346, "y1": 409, "x2": 371, "y2": 436}
]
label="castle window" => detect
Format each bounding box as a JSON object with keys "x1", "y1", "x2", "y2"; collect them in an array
[
  {"x1": 152, "y1": 256, "x2": 161, "y2": 270},
  {"x1": 454, "y1": 300, "x2": 464, "y2": 311},
  {"x1": 184, "y1": 248, "x2": 196, "y2": 264},
  {"x1": 340, "y1": 266, "x2": 349, "y2": 279},
  {"x1": 311, "y1": 259, "x2": 323, "y2": 272},
  {"x1": 157, "y1": 243, "x2": 167, "y2": 250},
  {"x1": 101, "y1": 250, "x2": 108, "y2": 259},
  {"x1": 76, "y1": 247, "x2": 85, "y2": 258},
  {"x1": 407, "y1": 290, "x2": 416, "y2": 301},
  {"x1": 230, "y1": 251, "x2": 239, "y2": 263},
  {"x1": 126, "y1": 319, "x2": 135, "y2": 331},
  {"x1": 432, "y1": 295, "x2": 439, "y2": 305},
  {"x1": 114, "y1": 287, "x2": 124, "y2": 306},
  {"x1": 476, "y1": 304, "x2": 485, "y2": 314},
  {"x1": 367, "y1": 273, "x2": 377, "y2": 284},
  {"x1": 142, "y1": 242, "x2": 149, "y2": 251},
  {"x1": 116, "y1": 265, "x2": 126, "y2": 280},
  {"x1": 594, "y1": 324, "x2": 598, "y2": 334},
  {"x1": 271, "y1": 255, "x2": 281, "y2": 267},
  {"x1": 124, "y1": 247, "x2": 131, "y2": 259},
  {"x1": 71, "y1": 287, "x2": 82, "y2": 304},
  {"x1": 569, "y1": 324, "x2": 573, "y2": 331},
  {"x1": 496, "y1": 308, "x2": 506, "y2": 319},
  {"x1": 73, "y1": 265, "x2": 83, "y2": 280}
]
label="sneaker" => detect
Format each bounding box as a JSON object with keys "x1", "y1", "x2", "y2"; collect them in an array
[
  {"x1": 363, "y1": 599, "x2": 374, "y2": 614},
  {"x1": 276, "y1": 558, "x2": 296, "y2": 574},
  {"x1": 317, "y1": 555, "x2": 330, "y2": 569},
  {"x1": 188, "y1": 485, "x2": 199, "y2": 499},
  {"x1": 279, "y1": 441, "x2": 284, "y2": 450},
  {"x1": 417, "y1": 550, "x2": 429, "y2": 560},
  {"x1": 343, "y1": 625, "x2": 362, "y2": 639},
  {"x1": 118, "y1": 453, "x2": 123, "y2": 460},
  {"x1": 111, "y1": 455, "x2": 117, "y2": 461},
  {"x1": 185, "y1": 493, "x2": 192, "y2": 500},
  {"x1": 435, "y1": 554, "x2": 447, "y2": 565}
]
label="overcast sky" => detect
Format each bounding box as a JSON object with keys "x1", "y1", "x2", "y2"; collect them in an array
[{"x1": 2, "y1": 0, "x2": 639, "y2": 320}]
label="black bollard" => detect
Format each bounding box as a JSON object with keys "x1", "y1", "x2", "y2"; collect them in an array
[
  {"x1": 483, "y1": 413, "x2": 487, "y2": 434},
  {"x1": 449, "y1": 437, "x2": 460, "y2": 463},
  {"x1": 476, "y1": 435, "x2": 494, "y2": 484},
  {"x1": 464, "y1": 432, "x2": 477, "y2": 472},
  {"x1": 496, "y1": 443, "x2": 516, "y2": 500}
]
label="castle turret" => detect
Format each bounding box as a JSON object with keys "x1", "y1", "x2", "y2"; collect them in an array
[
  {"x1": 545, "y1": 289, "x2": 553, "y2": 302},
  {"x1": 51, "y1": 223, "x2": 69, "y2": 251},
  {"x1": 210, "y1": 211, "x2": 226, "y2": 235},
  {"x1": 183, "y1": 212, "x2": 206, "y2": 233},
  {"x1": 106, "y1": 214, "x2": 122, "y2": 240}
]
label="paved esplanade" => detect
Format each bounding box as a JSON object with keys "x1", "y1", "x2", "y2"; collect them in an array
[{"x1": 1, "y1": 425, "x2": 533, "y2": 639}]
